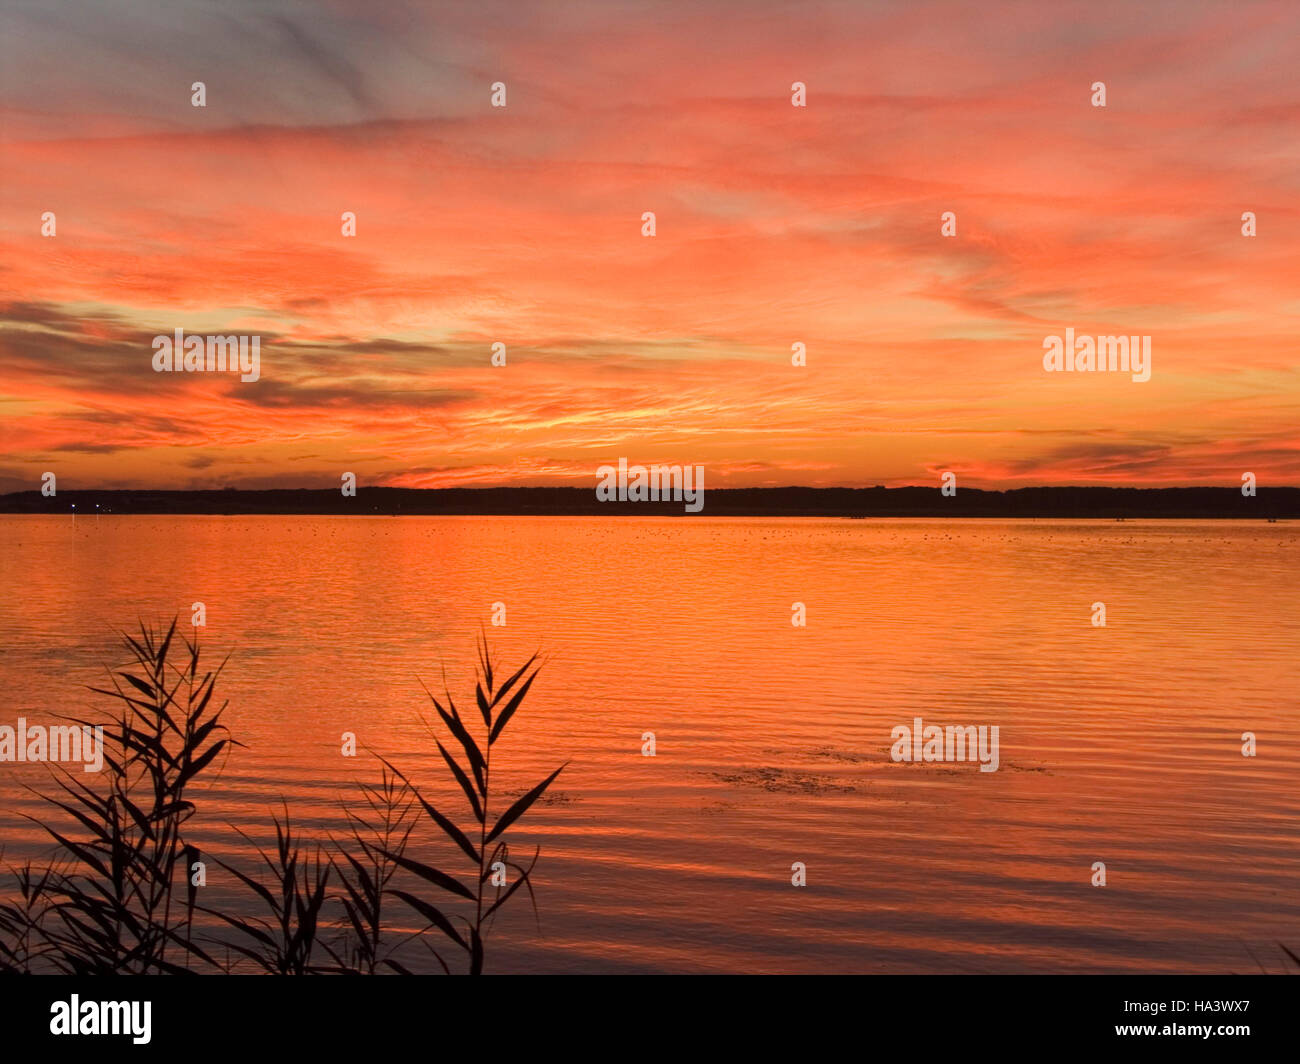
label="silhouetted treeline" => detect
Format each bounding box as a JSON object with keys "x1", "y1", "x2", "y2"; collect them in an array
[{"x1": 1, "y1": 485, "x2": 1297, "y2": 518}]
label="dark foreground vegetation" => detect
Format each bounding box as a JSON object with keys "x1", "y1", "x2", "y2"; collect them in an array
[{"x1": 0, "y1": 620, "x2": 564, "y2": 974}]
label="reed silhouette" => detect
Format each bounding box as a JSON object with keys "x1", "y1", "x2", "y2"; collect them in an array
[
  {"x1": 0, "y1": 619, "x2": 234, "y2": 973},
  {"x1": 0, "y1": 620, "x2": 564, "y2": 975},
  {"x1": 375, "y1": 634, "x2": 566, "y2": 975}
]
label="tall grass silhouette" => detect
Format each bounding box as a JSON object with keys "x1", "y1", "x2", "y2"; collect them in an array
[
  {"x1": 376, "y1": 634, "x2": 566, "y2": 974},
  {"x1": 2, "y1": 620, "x2": 235, "y2": 973},
  {"x1": 327, "y1": 769, "x2": 418, "y2": 974},
  {"x1": 203, "y1": 804, "x2": 333, "y2": 975},
  {"x1": 0, "y1": 620, "x2": 565, "y2": 975}
]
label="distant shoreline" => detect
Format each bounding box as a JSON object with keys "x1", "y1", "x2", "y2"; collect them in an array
[{"x1": 1, "y1": 486, "x2": 1296, "y2": 519}]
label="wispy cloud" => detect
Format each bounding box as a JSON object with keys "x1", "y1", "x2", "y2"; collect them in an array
[{"x1": 2, "y1": 1, "x2": 1298, "y2": 489}]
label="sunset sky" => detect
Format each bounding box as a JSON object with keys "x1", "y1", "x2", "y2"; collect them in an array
[{"x1": 2, "y1": 0, "x2": 1298, "y2": 492}]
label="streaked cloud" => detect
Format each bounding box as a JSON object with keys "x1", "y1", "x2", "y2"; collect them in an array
[{"x1": 2, "y1": 0, "x2": 1297, "y2": 491}]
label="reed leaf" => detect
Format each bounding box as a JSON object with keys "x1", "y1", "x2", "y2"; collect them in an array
[
  {"x1": 486, "y1": 764, "x2": 566, "y2": 845},
  {"x1": 375, "y1": 756, "x2": 480, "y2": 864},
  {"x1": 384, "y1": 853, "x2": 476, "y2": 902},
  {"x1": 488, "y1": 668, "x2": 539, "y2": 744},
  {"x1": 435, "y1": 740, "x2": 484, "y2": 822},
  {"x1": 388, "y1": 890, "x2": 468, "y2": 950}
]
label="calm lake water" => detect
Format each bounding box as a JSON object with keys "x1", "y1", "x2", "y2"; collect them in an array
[{"x1": 1, "y1": 515, "x2": 1297, "y2": 973}]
